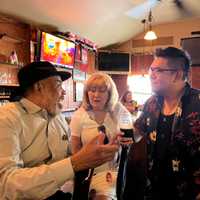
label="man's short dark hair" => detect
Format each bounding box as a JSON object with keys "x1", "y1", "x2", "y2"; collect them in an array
[{"x1": 155, "y1": 47, "x2": 191, "y2": 79}]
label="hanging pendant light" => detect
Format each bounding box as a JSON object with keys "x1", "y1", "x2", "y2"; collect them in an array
[
  {"x1": 144, "y1": 30, "x2": 157, "y2": 40},
  {"x1": 144, "y1": 10, "x2": 157, "y2": 40}
]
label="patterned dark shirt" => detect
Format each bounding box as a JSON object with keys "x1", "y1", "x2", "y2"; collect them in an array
[{"x1": 133, "y1": 83, "x2": 200, "y2": 199}]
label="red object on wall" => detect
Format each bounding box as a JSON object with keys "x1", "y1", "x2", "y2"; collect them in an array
[
  {"x1": 75, "y1": 46, "x2": 88, "y2": 72},
  {"x1": 75, "y1": 44, "x2": 81, "y2": 61}
]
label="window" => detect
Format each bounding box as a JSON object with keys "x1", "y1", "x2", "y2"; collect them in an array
[{"x1": 127, "y1": 74, "x2": 152, "y2": 105}]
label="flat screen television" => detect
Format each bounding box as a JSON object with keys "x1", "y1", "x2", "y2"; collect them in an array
[
  {"x1": 98, "y1": 52, "x2": 130, "y2": 74},
  {"x1": 181, "y1": 37, "x2": 200, "y2": 66},
  {"x1": 39, "y1": 32, "x2": 75, "y2": 68}
]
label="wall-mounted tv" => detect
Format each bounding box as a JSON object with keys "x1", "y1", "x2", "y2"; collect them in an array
[
  {"x1": 98, "y1": 51, "x2": 130, "y2": 74},
  {"x1": 181, "y1": 37, "x2": 200, "y2": 66},
  {"x1": 39, "y1": 32, "x2": 75, "y2": 68}
]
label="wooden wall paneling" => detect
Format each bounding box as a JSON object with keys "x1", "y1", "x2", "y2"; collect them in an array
[
  {"x1": 62, "y1": 77, "x2": 80, "y2": 111},
  {"x1": 191, "y1": 67, "x2": 200, "y2": 89},
  {"x1": 0, "y1": 16, "x2": 30, "y2": 64},
  {"x1": 62, "y1": 78, "x2": 71, "y2": 111},
  {"x1": 131, "y1": 54, "x2": 153, "y2": 75},
  {"x1": 111, "y1": 74, "x2": 128, "y2": 98},
  {"x1": 132, "y1": 36, "x2": 174, "y2": 48},
  {"x1": 87, "y1": 51, "x2": 96, "y2": 73}
]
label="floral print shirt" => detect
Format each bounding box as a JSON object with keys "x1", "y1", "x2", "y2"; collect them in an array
[{"x1": 134, "y1": 83, "x2": 200, "y2": 199}]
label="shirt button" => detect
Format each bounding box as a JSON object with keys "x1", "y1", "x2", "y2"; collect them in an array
[
  {"x1": 62, "y1": 134, "x2": 68, "y2": 140},
  {"x1": 161, "y1": 134, "x2": 165, "y2": 139}
]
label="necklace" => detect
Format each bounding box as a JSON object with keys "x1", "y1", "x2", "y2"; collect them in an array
[
  {"x1": 163, "y1": 117, "x2": 167, "y2": 122},
  {"x1": 89, "y1": 111, "x2": 107, "y2": 125},
  {"x1": 161, "y1": 113, "x2": 175, "y2": 123}
]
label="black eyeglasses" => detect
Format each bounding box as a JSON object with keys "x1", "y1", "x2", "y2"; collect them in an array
[{"x1": 149, "y1": 67, "x2": 178, "y2": 74}]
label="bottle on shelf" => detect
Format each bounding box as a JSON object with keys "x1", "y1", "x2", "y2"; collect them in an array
[
  {"x1": 9, "y1": 51, "x2": 18, "y2": 65},
  {"x1": 0, "y1": 100, "x2": 9, "y2": 106}
]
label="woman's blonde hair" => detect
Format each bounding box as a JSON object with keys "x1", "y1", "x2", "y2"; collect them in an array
[{"x1": 82, "y1": 72, "x2": 119, "y2": 111}]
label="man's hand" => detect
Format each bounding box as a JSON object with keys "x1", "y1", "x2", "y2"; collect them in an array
[
  {"x1": 70, "y1": 134, "x2": 119, "y2": 172},
  {"x1": 119, "y1": 136, "x2": 133, "y2": 146},
  {"x1": 115, "y1": 132, "x2": 134, "y2": 147}
]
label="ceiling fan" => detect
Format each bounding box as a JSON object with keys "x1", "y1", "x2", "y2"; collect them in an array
[{"x1": 126, "y1": 0, "x2": 192, "y2": 19}]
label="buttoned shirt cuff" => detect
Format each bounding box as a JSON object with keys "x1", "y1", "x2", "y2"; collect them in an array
[{"x1": 50, "y1": 158, "x2": 74, "y2": 185}]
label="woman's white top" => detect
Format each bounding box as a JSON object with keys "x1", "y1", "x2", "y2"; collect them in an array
[{"x1": 70, "y1": 102, "x2": 131, "y2": 173}]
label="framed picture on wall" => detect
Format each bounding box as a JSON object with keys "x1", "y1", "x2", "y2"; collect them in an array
[
  {"x1": 74, "y1": 81, "x2": 84, "y2": 102},
  {"x1": 73, "y1": 68, "x2": 86, "y2": 81}
]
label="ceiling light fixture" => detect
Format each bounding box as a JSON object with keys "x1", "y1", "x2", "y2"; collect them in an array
[{"x1": 144, "y1": 10, "x2": 157, "y2": 40}]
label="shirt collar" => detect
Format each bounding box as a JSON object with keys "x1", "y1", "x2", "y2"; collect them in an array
[
  {"x1": 20, "y1": 98, "x2": 43, "y2": 114},
  {"x1": 181, "y1": 82, "x2": 191, "y2": 98},
  {"x1": 155, "y1": 82, "x2": 192, "y2": 106},
  {"x1": 20, "y1": 98, "x2": 54, "y2": 120}
]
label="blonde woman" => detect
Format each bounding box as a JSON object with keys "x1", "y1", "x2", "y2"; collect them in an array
[{"x1": 70, "y1": 72, "x2": 132, "y2": 200}]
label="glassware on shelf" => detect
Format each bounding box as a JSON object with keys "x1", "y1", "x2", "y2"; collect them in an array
[{"x1": 9, "y1": 51, "x2": 18, "y2": 65}]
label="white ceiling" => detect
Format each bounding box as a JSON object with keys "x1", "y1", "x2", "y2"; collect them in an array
[{"x1": 0, "y1": 0, "x2": 200, "y2": 47}]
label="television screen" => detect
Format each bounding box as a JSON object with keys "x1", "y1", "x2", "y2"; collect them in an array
[
  {"x1": 181, "y1": 37, "x2": 200, "y2": 66},
  {"x1": 98, "y1": 52, "x2": 130, "y2": 73},
  {"x1": 40, "y1": 32, "x2": 75, "y2": 68}
]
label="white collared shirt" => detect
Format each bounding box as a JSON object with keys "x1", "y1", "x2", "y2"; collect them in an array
[{"x1": 0, "y1": 98, "x2": 74, "y2": 200}]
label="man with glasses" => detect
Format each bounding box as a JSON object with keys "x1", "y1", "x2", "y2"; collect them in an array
[{"x1": 122, "y1": 47, "x2": 200, "y2": 199}]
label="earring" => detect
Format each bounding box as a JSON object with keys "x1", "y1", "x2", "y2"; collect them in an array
[{"x1": 36, "y1": 83, "x2": 41, "y2": 91}]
